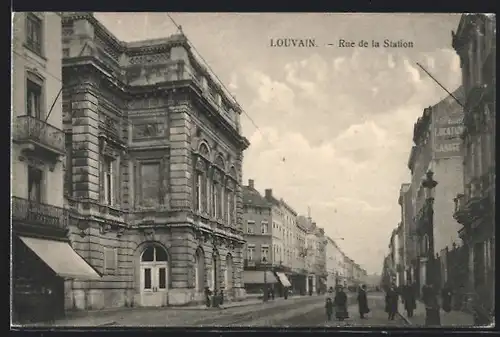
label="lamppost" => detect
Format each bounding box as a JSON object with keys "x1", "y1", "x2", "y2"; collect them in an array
[
  {"x1": 262, "y1": 257, "x2": 268, "y2": 302},
  {"x1": 422, "y1": 170, "x2": 438, "y2": 288},
  {"x1": 422, "y1": 170, "x2": 440, "y2": 326}
]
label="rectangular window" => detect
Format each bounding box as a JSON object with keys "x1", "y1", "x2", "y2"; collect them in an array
[
  {"x1": 144, "y1": 268, "x2": 152, "y2": 289},
  {"x1": 225, "y1": 189, "x2": 230, "y2": 223},
  {"x1": 247, "y1": 221, "x2": 255, "y2": 234},
  {"x1": 64, "y1": 133, "x2": 73, "y2": 197},
  {"x1": 104, "y1": 247, "x2": 118, "y2": 274},
  {"x1": 141, "y1": 162, "x2": 160, "y2": 207},
  {"x1": 103, "y1": 158, "x2": 114, "y2": 205},
  {"x1": 28, "y1": 166, "x2": 43, "y2": 203},
  {"x1": 261, "y1": 247, "x2": 269, "y2": 262},
  {"x1": 26, "y1": 79, "x2": 42, "y2": 119},
  {"x1": 205, "y1": 177, "x2": 210, "y2": 213},
  {"x1": 247, "y1": 246, "x2": 255, "y2": 261},
  {"x1": 218, "y1": 186, "x2": 223, "y2": 219},
  {"x1": 212, "y1": 182, "x2": 219, "y2": 217},
  {"x1": 194, "y1": 172, "x2": 202, "y2": 211},
  {"x1": 261, "y1": 221, "x2": 269, "y2": 234},
  {"x1": 26, "y1": 13, "x2": 42, "y2": 55},
  {"x1": 158, "y1": 267, "x2": 167, "y2": 289}
]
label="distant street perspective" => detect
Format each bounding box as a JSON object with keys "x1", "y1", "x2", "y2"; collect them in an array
[{"x1": 11, "y1": 12, "x2": 494, "y2": 329}]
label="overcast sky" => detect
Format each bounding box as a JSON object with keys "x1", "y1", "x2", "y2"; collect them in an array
[{"x1": 95, "y1": 13, "x2": 462, "y2": 274}]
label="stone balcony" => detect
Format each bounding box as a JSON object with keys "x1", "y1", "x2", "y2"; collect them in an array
[
  {"x1": 12, "y1": 196, "x2": 68, "y2": 231},
  {"x1": 453, "y1": 193, "x2": 468, "y2": 225},
  {"x1": 13, "y1": 115, "x2": 65, "y2": 165}
]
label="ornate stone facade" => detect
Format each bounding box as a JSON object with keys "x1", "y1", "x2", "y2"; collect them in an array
[
  {"x1": 61, "y1": 13, "x2": 250, "y2": 310},
  {"x1": 451, "y1": 14, "x2": 495, "y2": 317}
]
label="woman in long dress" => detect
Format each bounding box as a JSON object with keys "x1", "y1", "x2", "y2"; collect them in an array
[
  {"x1": 334, "y1": 286, "x2": 349, "y2": 321},
  {"x1": 385, "y1": 285, "x2": 399, "y2": 320},
  {"x1": 357, "y1": 285, "x2": 370, "y2": 319}
]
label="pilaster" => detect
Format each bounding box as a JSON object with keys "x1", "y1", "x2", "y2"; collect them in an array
[
  {"x1": 169, "y1": 104, "x2": 192, "y2": 210},
  {"x1": 71, "y1": 86, "x2": 100, "y2": 201}
]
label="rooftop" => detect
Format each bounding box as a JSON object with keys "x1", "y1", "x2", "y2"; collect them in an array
[{"x1": 242, "y1": 186, "x2": 271, "y2": 208}]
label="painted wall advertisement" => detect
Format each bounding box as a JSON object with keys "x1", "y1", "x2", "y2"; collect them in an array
[{"x1": 432, "y1": 90, "x2": 465, "y2": 160}]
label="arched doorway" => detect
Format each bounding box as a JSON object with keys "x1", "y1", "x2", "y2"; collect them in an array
[
  {"x1": 140, "y1": 245, "x2": 169, "y2": 307},
  {"x1": 225, "y1": 254, "x2": 233, "y2": 295},
  {"x1": 194, "y1": 248, "x2": 205, "y2": 293}
]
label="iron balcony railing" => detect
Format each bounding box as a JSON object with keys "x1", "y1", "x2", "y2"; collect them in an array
[
  {"x1": 12, "y1": 196, "x2": 68, "y2": 230},
  {"x1": 13, "y1": 115, "x2": 65, "y2": 154}
]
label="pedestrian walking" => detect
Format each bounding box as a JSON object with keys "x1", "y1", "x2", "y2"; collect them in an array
[
  {"x1": 325, "y1": 297, "x2": 334, "y2": 321},
  {"x1": 423, "y1": 284, "x2": 441, "y2": 326},
  {"x1": 385, "y1": 284, "x2": 398, "y2": 320},
  {"x1": 326, "y1": 286, "x2": 335, "y2": 301},
  {"x1": 357, "y1": 285, "x2": 370, "y2": 319},
  {"x1": 334, "y1": 286, "x2": 349, "y2": 321},
  {"x1": 219, "y1": 289, "x2": 224, "y2": 306},
  {"x1": 402, "y1": 283, "x2": 416, "y2": 318},
  {"x1": 204, "y1": 287, "x2": 212, "y2": 307},
  {"x1": 441, "y1": 282, "x2": 452, "y2": 313}
]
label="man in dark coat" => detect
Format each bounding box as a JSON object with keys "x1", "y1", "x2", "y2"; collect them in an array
[
  {"x1": 403, "y1": 283, "x2": 417, "y2": 317},
  {"x1": 441, "y1": 282, "x2": 453, "y2": 313},
  {"x1": 385, "y1": 285, "x2": 399, "y2": 320},
  {"x1": 423, "y1": 284, "x2": 441, "y2": 326},
  {"x1": 325, "y1": 297, "x2": 334, "y2": 321},
  {"x1": 334, "y1": 286, "x2": 349, "y2": 321},
  {"x1": 357, "y1": 285, "x2": 370, "y2": 319}
]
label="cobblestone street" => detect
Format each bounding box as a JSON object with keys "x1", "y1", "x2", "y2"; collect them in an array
[{"x1": 29, "y1": 293, "x2": 411, "y2": 327}]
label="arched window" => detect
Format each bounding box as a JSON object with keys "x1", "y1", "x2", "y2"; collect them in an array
[
  {"x1": 215, "y1": 155, "x2": 225, "y2": 170},
  {"x1": 194, "y1": 248, "x2": 205, "y2": 292},
  {"x1": 199, "y1": 143, "x2": 210, "y2": 157},
  {"x1": 141, "y1": 246, "x2": 168, "y2": 262}
]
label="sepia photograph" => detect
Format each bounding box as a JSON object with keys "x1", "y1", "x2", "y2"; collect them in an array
[{"x1": 10, "y1": 12, "x2": 495, "y2": 328}]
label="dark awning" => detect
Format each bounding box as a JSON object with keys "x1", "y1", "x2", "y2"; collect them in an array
[
  {"x1": 275, "y1": 272, "x2": 292, "y2": 287},
  {"x1": 243, "y1": 270, "x2": 278, "y2": 284}
]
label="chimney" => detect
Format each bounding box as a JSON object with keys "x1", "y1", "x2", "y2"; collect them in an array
[
  {"x1": 265, "y1": 189, "x2": 272, "y2": 199},
  {"x1": 248, "y1": 179, "x2": 254, "y2": 189}
]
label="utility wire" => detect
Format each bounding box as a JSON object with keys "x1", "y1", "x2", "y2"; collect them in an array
[
  {"x1": 416, "y1": 62, "x2": 465, "y2": 108},
  {"x1": 45, "y1": 42, "x2": 89, "y2": 123}
]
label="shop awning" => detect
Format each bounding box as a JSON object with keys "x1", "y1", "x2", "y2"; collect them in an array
[
  {"x1": 275, "y1": 272, "x2": 292, "y2": 287},
  {"x1": 243, "y1": 270, "x2": 278, "y2": 284},
  {"x1": 19, "y1": 236, "x2": 101, "y2": 280}
]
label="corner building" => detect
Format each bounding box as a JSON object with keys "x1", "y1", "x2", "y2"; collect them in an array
[{"x1": 61, "y1": 13, "x2": 250, "y2": 310}]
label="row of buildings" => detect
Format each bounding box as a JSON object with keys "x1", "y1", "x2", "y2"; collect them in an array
[
  {"x1": 11, "y1": 12, "x2": 367, "y2": 324},
  {"x1": 241, "y1": 179, "x2": 367, "y2": 297},
  {"x1": 382, "y1": 14, "x2": 495, "y2": 322}
]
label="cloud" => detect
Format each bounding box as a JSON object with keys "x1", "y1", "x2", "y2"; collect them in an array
[
  {"x1": 241, "y1": 47, "x2": 461, "y2": 273},
  {"x1": 228, "y1": 72, "x2": 239, "y2": 90},
  {"x1": 387, "y1": 53, "x2": 396, "y2": 69},
  {"x1": 403, "y1": 58, "x2": 422, "y2": 83}
]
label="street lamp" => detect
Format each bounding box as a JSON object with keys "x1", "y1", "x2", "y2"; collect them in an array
[
  {"x1": 422, "y1": 170, "x2": 441, "y2": 326},
  {"x1": 422, "y1": 170, "x2": 438, "y2": 288},
  {"x1": 262, "y1": 257, "x2": 268, "y2": 302}
]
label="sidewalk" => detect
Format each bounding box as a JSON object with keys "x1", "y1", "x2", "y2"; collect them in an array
[
  {"x1": 397, "y1": 300, "x2": 475, "y2": 327},
  {"x1": 17, "y1": 295, "x2": 310, "y2": 327}
]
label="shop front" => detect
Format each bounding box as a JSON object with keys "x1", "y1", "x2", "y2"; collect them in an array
[{"x1": 12, "y1": 235, "x2": 101, "y2": 324}]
